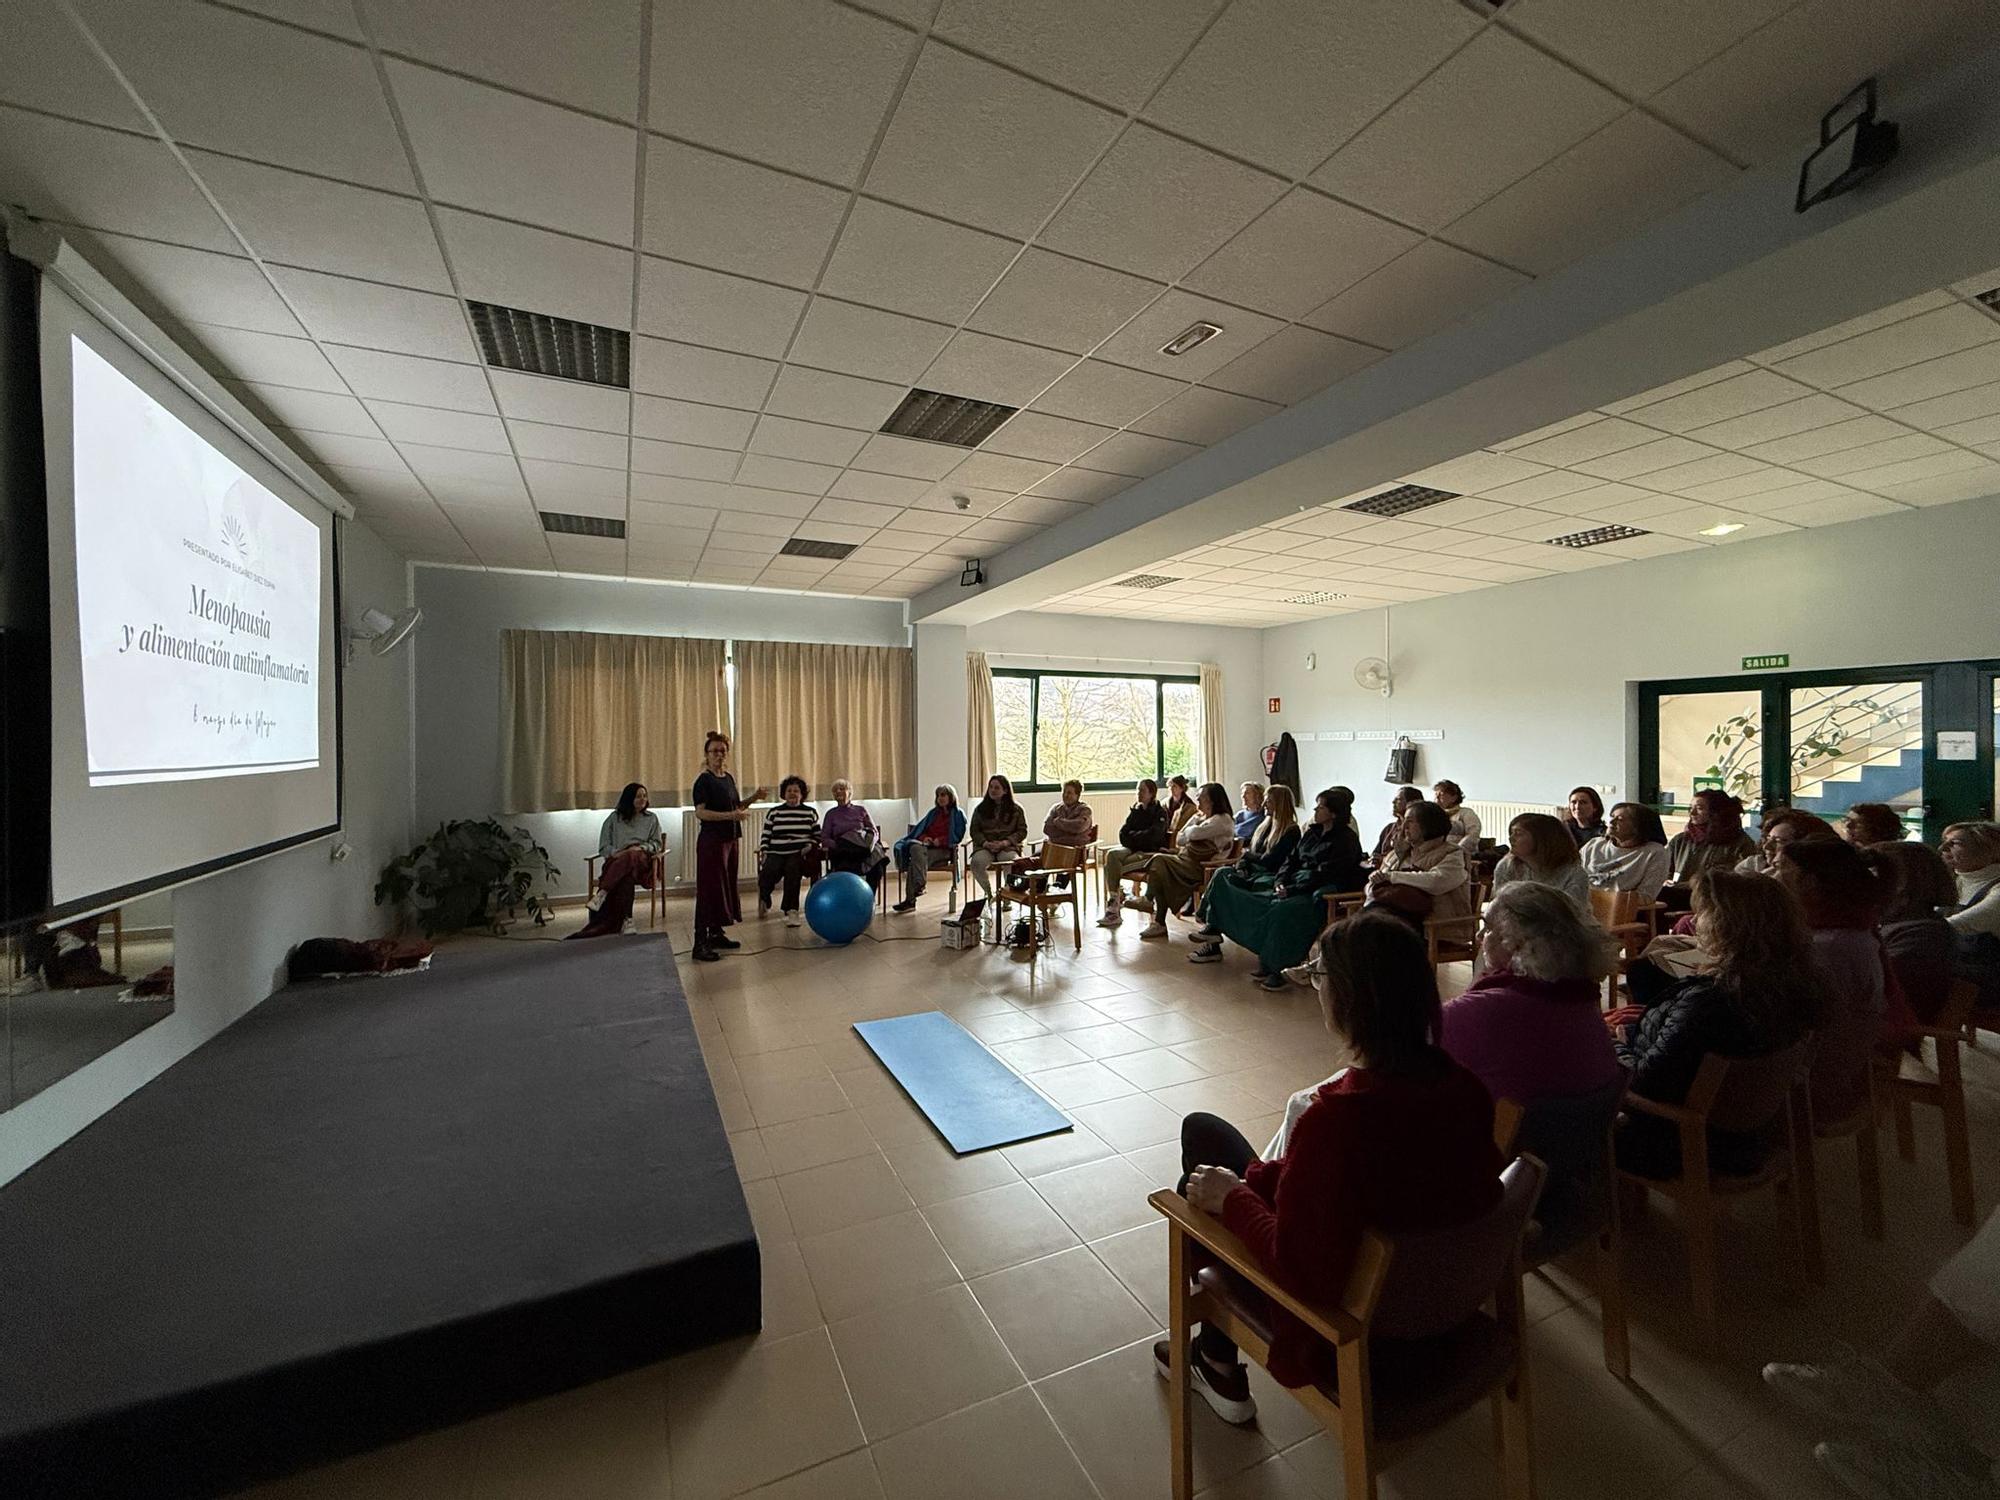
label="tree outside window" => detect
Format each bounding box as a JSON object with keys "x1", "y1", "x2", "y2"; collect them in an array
[{"x1": 992, "y1": 670, "x2": 1200, "y2": 788}]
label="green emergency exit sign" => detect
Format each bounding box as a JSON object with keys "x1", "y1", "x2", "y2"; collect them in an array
[{"x1": 1742, "y1": 653, "x2": 1789, "y2": 671}]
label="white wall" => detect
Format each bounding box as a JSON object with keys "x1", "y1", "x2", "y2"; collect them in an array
[
  {"x1": 1260, "y1": 499, "x2": 2000, "y2": 814},
  {"x1": 1, "y1": 520, "x2": 413, "y2": 1185},
  {"x1": 410, "y1": 567, "x2": 911, "y2": 895}
]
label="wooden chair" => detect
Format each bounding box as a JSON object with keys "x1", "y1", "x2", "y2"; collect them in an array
[
  {"x1": 1323, "y1": 889, "x2": 1368, "y2": 926},
  {"x1": 1425, "y1": 881, "x2": 1487, "y2": 970},
  {"x1": 1152, "y1": 1156, "x2": 1546, "y2": 1500},
  {"x1": 1886, "y1": 978, "x2": 1978, "y2": 1226},
  {"x1": 1515, "y1": 1076, "x2": 1632, "y2": 1380},
  {"x1": 1813, "y1": 1063, "x2": 1884, "y2": 1242},
  {"x1": 896, "y1": 838, "x2": 966, "y2": 910},
  {"x1": 1014, "y1": 842, "x2": 1085, "y2": 970},
  {"x1": 583, "y1": 850, "x2": 668, "y2": 928},
  {"x1": 1616, "y1": 1037, "x2": 1823, "y2": 1345},
  {"x1": 1588, "y1": 889, "x2": 1656, "y2": 1006}
]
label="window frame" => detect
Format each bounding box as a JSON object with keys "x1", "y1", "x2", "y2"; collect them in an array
[{"x1": 991, "y1": 666, "x2": 1201, "y2": 794}]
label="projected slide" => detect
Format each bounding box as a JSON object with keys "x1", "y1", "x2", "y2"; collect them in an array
[{"x1": 70, "y1": 336, "x2": 321, "y2": 786}]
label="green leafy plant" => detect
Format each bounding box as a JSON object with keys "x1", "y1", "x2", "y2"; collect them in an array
[
  {"x1": 374, "y1": 819, "x2": 560, "y2": 936},
  {"x1": 1701, "y1": 693, "x2": 1899, "y2": 802}
]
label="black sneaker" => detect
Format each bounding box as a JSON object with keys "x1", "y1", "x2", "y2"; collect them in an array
[
  {"x1": 1188, "y1": 943, "x2": 1223, "y2": 964},
  {"x1": 892, "y1": 897, "x2": 918, "y2": 913},
  {"x1": 712, "y1": 933, "x2": 741, "y2": 950},
  {"x1": 692, "y1": 946, "x2": 720, "y2": 963},
  {"x1": 1152, "y1": 1337, "x2": 1256, "y2": 1425}
]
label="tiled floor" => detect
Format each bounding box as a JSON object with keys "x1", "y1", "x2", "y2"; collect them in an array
[{"x1": 239, "y1": 888, "x2": 2000, "y2": 1499}]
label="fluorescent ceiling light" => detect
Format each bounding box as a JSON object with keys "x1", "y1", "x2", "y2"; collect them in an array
[{"x1": 1699, "y1": 522, "x2": 1746, "y2": 537}]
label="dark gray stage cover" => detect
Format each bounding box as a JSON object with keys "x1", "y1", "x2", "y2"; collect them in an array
[{"x1": 0, "y1": 934, "x2": 758, "y2": 1498}]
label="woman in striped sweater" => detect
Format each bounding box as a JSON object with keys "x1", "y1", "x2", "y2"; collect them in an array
[{"x1": 758, "y1": 776, "x2": 821, "y2": 927}]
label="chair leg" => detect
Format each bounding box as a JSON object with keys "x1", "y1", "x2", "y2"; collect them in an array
[
  {"x1": 1495, "y1": 1355, "x2": 1536, "y2": 1500},
  {"x1": 1070, "y1": 892, "x2": 1081, "y2": 951},
  {"x1": 1790, "y1": 1098, "x2": 1826, "y2": 1287},
  {"x1": 1598, "y1": 1223, "x2": 1631, "y2": 1382},
  {"x1": 1335, "y1": 1339, "x2": 1376, "y2": 1500},
  {"x1": 1167, "y1": 1228, "x2": 1193, "y2": 1500},
  {"x1": 1893, "y1": 1090, "x2": 1916, "y2": 1162},
  {"x1": 1855, "y1": 1115, "x2": 1884, "y2": 1241},
  {"x1": 1938, "y1": 1046, "x2": 1976, "y2": 1227},
  {"x1": 1685, "y1": 1191, "x2": 1720, "y2": 1348}
]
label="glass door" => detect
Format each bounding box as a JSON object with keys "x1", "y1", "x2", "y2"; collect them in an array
[
  {"x1": 1785, "y1": 678, "x2": 1925, "y2": 838},
  {"x1": 1650, "y1": 686, "x2": 1767, "y2": 837}
]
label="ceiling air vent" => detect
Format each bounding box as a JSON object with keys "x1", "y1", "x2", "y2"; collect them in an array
[
  {"x1": 778, "y1": 537, "x2": 856, "y2": 561},
  {"x1": 879, "y1": 388, "x2": 1019, "y2": 448},
  {"x1": 1284, "y1": 590, "x2": 1349, "y2": 605},
  {"x1": 1340, "y1": 483, "x2": 1459, "y2": 518},
  {"x1": 469, "y1": 301, "x2": 630, "y2": 388},
  {"x1": 540, "y1": 511, "x2": 625, "y2": 538},
  {"x1": 1547, "y1": 524, "x2": 1650, "y2": 549},
  {"x1": 1113, "y1": 574, "x2": 1181, "y2": 590}
]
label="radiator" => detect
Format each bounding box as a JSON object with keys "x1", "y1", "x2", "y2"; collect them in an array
[
  {"x1": 676, "y1": 806, "x2": 772, "y2": 882},
  {"x1": 1466, "y1": 800, "x2": 1550, "y2": 840}
]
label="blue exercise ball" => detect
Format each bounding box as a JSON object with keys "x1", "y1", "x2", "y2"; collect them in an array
[{"x1": 804, "y1": 871, "x2": 874, "y2": 945}]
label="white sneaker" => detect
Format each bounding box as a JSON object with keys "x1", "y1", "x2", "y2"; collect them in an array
[
  {"x1": 1814, "y1": 1438, "x2": 1996, "y2": 1499},
  {"x1": 784, "y1": 911, "x2": 802, "y2": 928},
  {"x1": 585, "y1": 890, "x2": 607, "y2": 913},
  {"x1": 621, "y1": 918, "x2": 637, "y2": 935},
  {"x1": 1140, "y1": 920, "x2": 1168, "y2": 939},
  {"x1": 1097, "y1": 908, "x2": 1123, "y2": 929},
  {"x1": 1765, "y1": 1353, "x2": 1990, "y2": 1477},
  {"x1": 1153, "y1": 1338, "x2": 1257, "y2": 1426}
]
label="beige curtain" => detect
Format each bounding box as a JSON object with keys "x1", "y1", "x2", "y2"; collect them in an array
[
  {"x1": 967, "y1": 651, "x2": 996, "y2": 793},
  {"x1": 499, "y1": 630, "x2": 727, "y2": 813},
  {"x1": 1199, "y1": 663, "x2": 1227, "y2": 784},
  {"x1": 734, "y1": 640, "x2": 913, "y2": 800}
]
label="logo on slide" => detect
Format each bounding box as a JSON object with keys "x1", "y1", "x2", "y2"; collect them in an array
[{"x1": 221, "y1": 513, "x2": 252, "y2": 562}]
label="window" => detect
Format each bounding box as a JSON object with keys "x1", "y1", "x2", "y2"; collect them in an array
[{"x1": 992, "y1": 669, "x2": 1201, "y2": 791}]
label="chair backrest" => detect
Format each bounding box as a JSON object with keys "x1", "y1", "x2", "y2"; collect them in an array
[
  {"x1": 1514, "y1": 1075, "x2": 1626, "y2": 1247},
  {"x1": 1941, "y1": 977, "x2": 1978, "y2": 1030},
  {"x1": 1041, "y1": 841, "x2": 1085, "y2": 872},
  {"x1": 1366, "y1": 1155, "x2": 1545, "y2": 1340},
  {"x1": 1691, "y1": 1035, "x2": 1815, "y2": 1133},
  {"x1": 1589, "y1": 887, "x2": 1641, "y2": 930}
]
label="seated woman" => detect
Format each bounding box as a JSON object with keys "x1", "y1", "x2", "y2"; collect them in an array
[
  {"x1": 1032, "y1": 779, "x2": 1095, "y2": 890},
  {"x1": 1737, "y1": 807, "x2": 1838, "y2": 875},
  {"x1": 574, "y1": 782, "x2": 667, "y2": 939},
  {"x1": 1231, "y1": 783, "x2": 1300, "y2": 873},
  {"x1": 1558, "y1": 785, "x2": 1607, "y2": 847},
  {"x1": 1842, "y1": 802, "x2": 1907, "y2": 845},
  {"x1": 891, "y1": 785, "x2": 965, "y2": 914},
  {"x1": 1366, "y1": 799, "x2": 1472, "y2": 930},
  {"x1": 1443, "y1": 883, "x2": 1623, "y2": 1109},
  {"x1": 758, "y1": 776, "x2": 821, "y2": 925},
  {"x1": 1433, "y1": 779, "x2": 1481, "y2": 857},
  {"x1": 1580, "y1": 802, "x2": 1671, "y2": 900},
  {"x1": 1135, "y1": 782, "x2": 1235, "y2": 939},
  {"x1": 1942, "y1": 820, "x2": 2000, "y2": 1009},
  {"x1": 1099, "y1": 779, "x2": 1169, "y2": 926},
  {"x1": 1660, "y1": 789, "x2": 1758, "y2": 906},
  {"x1": 1370, "y1": 785, "x2": 1422, "y2": 865},
  {"x1": 1864, "y1": 840, "x2": 1958, "y2": 1024},
  {"x1": 1162, "y1": 775, "x2": 1196, "y2": 839},
  {"x1": 1234, "y1": 782, "x2": 1267, "y2": 843},
  {"x1": 1189, "y1": 786, "x2": 1363, "y2": 989},
  {"x1": 1491, "y1": 812, "x2": 1590, "y2": 912},
  {"x1": 1158, "y1": 910, "x2": 1503, "y2": 1420},
  {"x1": 822, "y1": 778, "x2": 887, "y2": 891},
  {"x1": 1613, "y1": 871, "x2": 1821, "y2": 1177},
  {"x1": 967, "y1": 775, "x2": 1028, "y2": 899}
]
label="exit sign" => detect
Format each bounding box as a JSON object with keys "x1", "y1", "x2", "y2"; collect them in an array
[
  {"x1": 1742, "y1": 653, "x2": 1789, "y2": 671},
  {"x1": 1267, "y1": 697, "x2": 1281, "y2": 713}
]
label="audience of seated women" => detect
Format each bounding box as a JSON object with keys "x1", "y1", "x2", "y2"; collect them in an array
[
  {"x1": 757, "y1": 776, "x2": 821, "y2": 925},
  {"x1": 1491, "y1": 811, "x2": 1591, "y2": 912},
  {"x1": 1662, "y1": 789, "x2": 1759, "y2": 901},
  {"x1": 1442, "y1": 882, "x2": 1623, "y2": 1109},
  {"x1": 967, "y1": 775, "x2": 1028, "y2": 899},
  {"x1": 1158, "y1": 910, "x2": 1503, "y2": 1418},
  {"x1": 1841, "y1": 802, "x2": 1907, "y2": 845},
  {"x1": 1613, "y1": 871, "x2": 1821, "y2": 1177},
  {"x1": 1234, "y1": 782, "x2": 1266, "y2": 842},
  {"x1": 1580, "y1": 802, "x2": 1671, "y2": 900},
  {"x1": 1558, "y1": 785, "x2": 1607, "y2": 847},
  {"x1": 1132, "y1": 783, "x2": 1234, "y2": 938},
  {"x1": 1942, "y1": 821, "x2": 2000, "y2": 1008},
  {"x1": 1738, "y1": 807, "x2": 1838, "y2": 875},
  {"x1": 572, "y1": 781, "x2": 665, "y2": 939},
  {"x1": 1367, "y1": 799, "x2": 1473, "y2": 929},
  {"x1": 1433, "y1": 779, "x2": 1481, "y2": 856},
  {"x1": 1188, "y1": 786, "x2": 1358, "y2": 989},
  {"x1": 891, "y1": 784, "x2": 965, "y2": 913},
  {"x1": 1370, "y1": 785, "x2": 1422, "y2": 865},
  {"x1": 1098, "y1": 779, "x2": 1169, "y2": 921},
  {"x1": 822, "y1": 778, "x2": 886, "y2": 890},
  {"x1": 1864, "y1": 839, "x2": 1958, "y2": 1024}
]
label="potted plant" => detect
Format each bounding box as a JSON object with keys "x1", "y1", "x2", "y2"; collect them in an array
[{"x1": 375, "y1": 819, "x2": 560, "y2": 936}]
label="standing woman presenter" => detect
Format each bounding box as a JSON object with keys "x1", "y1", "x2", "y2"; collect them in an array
[{"x1": 691, "y1": 731, "x2": 765, "y2": 963}]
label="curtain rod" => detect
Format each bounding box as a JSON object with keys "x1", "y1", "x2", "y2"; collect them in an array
[{"x1": 986, "y1": 652, "x2": 1207, "y2": 668}]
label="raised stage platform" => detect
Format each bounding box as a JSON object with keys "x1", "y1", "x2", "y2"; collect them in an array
[{"x1": 0, "y1": 934, "x2": 758, "y2": 1498}]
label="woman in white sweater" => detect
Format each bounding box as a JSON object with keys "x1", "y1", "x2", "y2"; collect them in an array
[
  {"x1": 1368, "y1": 800, "x2": 1473, "y2": 926},
  {"x1": 1137, "y1": 782, "x2": 1236, "y2": 939},
  {"x1": 1433, "y1": 779, "x2": 1482, "y2": 857},
  {"x1": 1579, "y1": 802, "x2": 1671, "y2": 901},
  {"x1": 1490, "y1": 812, "x2": 1591, "y2": 913}
]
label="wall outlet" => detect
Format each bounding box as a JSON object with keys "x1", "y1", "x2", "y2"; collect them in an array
[{"x1": 329, "y1": 840, "x2": 352, "y2": 863}]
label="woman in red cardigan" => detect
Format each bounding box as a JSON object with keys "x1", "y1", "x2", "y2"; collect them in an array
[{"x1": 1155, "y1": 910, "x2": 1503, "y2": 1423}]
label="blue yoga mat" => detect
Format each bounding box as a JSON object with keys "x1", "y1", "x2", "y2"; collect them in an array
[{"x1": 853, "y1": 1012, "x2": 1072, "y2": 1155}]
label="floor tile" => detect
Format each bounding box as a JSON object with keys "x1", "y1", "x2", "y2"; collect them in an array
[
  {"x1": 869, "y1": 1387, "x2": 1098, "y2": 1500},
  {"x1": 775, "y1": 1151, "x2": 913, "y2": 1238},
  {"x1": 962, "y1": 1009, "x2": 1051, "y2": 1043},
  {"x1": 1032, "y1": 1154, "x2": 1159, "y2": 1241},
  {"x1": 989, "y1": 1032, "x2": 1092, "y2": 1072},
  {"x1": 1124, "y1": 1011, "x2": 1219, "y2": 1046},
  {"x1": 1016, "y1": 1000, "x2": 1114, "y2": 1031},
  {"x1": 1064, "y1": 1021, "x2": 1161, "y2": 1058},
  {"x1": 799, "y1": 1209, "x2": 961, "y2": 1322},
  {"x1": 736, "y1": 1043, "x2": 833, "y2": 1087},
  {"x1": 970, "y1": 1245, "x2": 1160, "y2": 1380},
  {"x1": 743, "y1": 1177, "x2": 794, "y2": 1244},
  {"x1": 876, "y1": 1128, "x2": 1020, "y2": 1206},
  {"x1": 744, "y1": 1073, "x2": 851, "y2": 1127},
  {"x1": 1172, "y1": 1036, "x2": 1271, "y2": 1076},
  {"x1": 760, "y1": 1109, "x2": 878, "y2": 1174},
  {"x1": 828, "y1": 1283, "x2": 1026, "y2": 1440},
  {"x1": 1091, "y1": 1218, "x2": 1171, "y2": 1322},
  {"x1": 666, "y1": 1328, "x2": 864, "y2": 1500},
  {"x1": 923, "y1": 1179, "x2": 1081, "y2": 1278},
  {"x1": 729, "y1": 1128, "x2": 775, "y2": 1181},
  {"x1": 1149, "y1": 1077, "x2": 1271, "y2": 1126},
  {"x1": 738, "y1": 1449, "x2": 885, "y2": 1499},
  {"x1": 758, "y1": 1237, "x2": 824, "y2": 1341},
  {"x1": 1029, "y1": 1060, "x2": 1141, "y2": 1107},
  {"x1": 1198, "y1": 1452, "x2": 1321, "y2": 1499},
  {"x1": 1001, "y1": 1122, "x2": 1116, "y2": 1178},
  {"x1": 1103, "y1": 1046, "x2": 1213, "y2": 1090},
  {"x1": 1073, "y1": 1091, "x2": 1186, "y2": 1152}
]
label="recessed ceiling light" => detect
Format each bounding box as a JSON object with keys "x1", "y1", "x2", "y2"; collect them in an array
[
  {"x1": 1283, "y1": 590, "x2": 1348, "y2": 605},
  {"x1": 1160, "y1": 321, "x2": 1223, "y2": 357},
  {"x1": 1113, "y1": 573, "x2": 1181, "y2": 590},
  {"x1": 1699, "y1": 522, "x2": 1746, "y2": 537},
  {"x1": 1342, "y1": 483, "x2": 1460, "y2": 518},
  {"x1": 1547, "y1": 524, "x2": 1650, "y2": 549},
  {"x1": 880, "y1": 388, "x2": 1018, "y2": 447}
]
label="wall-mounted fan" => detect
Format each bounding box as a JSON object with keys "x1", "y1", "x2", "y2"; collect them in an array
[
  {"x1": 345, "y1": 605, "x2": 422, "y2": 663},
  {"x1": 1353, "y1": 656, "x2": 1394, "y2": 698}
]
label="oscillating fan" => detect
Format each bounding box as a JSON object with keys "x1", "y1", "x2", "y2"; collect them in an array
[{"x1": 1353, "y1": 656, "x2": 1394, "y2": 698}]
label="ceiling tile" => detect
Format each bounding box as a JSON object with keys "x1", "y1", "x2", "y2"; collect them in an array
[
  {"x1": 828, "y1": 469, "x2": 932, "y2": 506},
  {"x1": 631, "y1": 337, "x2": 777, "y2": 407},
  {"x1": 1567, "y1": 433, "x2": 1718, "y2": 480},
  {"x1": 1742, "y1": 413, "x2": 1908, "y2": 465},
  {"x1": 635, "y1": 258, "x2": 806, "y2": 358},
  {"x1": 435, "y1": 208, "x2": 634, "y2": 330},
  {"x1": 1678, "y1": 391, "x2": 1865, "y2": 449},
  {"x1": 789, "y1": 298, "x2": 953, "y2": 383},
  {"x1": 820, "y1": 198, "x2": 1020, "y2": 323},
  {"x1": 965, "y1": 249, "x2": 1162, "y2": 356},
  {"x1": 1792, "y1": 432, "x2": 1951, "y2": 479},
  {"x1": 1129, "y1": 386, "x2": 1279, "y2": 446},
  {"x1": 78, "y1": 0, "x2": 414, "y2": 190},
  {"x1": 735, "y1": 453, "x2": 841, "y2": 495},
  {"x1": 1091, "y1": 290, "x2": 1283, "y2": 382},
  {"x1": 866, "y1": 43, "x2": 1122, "y2": 238},
  {"x1": 1873, "y1": 462, "x2": 2000, "y2": 508},
  {"x1": 1503, "y1": 415, "x2": 1657, "y2": 467},
  {"x1": 645, "y1": 478, "x2": 816, "y2": 517},
  {"x1": 999, "y1": 493, "x2": 1090, "y2": 527},
  {"x1": 325, "y1": 346, "x2": 495, "y2": 412},
  {"x1": 764, "y1": 366, "x2": 905, "y2": 430},
  {"x1": 190, "y1": 324, "x2": 344, "y2": 392},
  {"x1": 633, "y1": 395, "x2": 756, "y2": 448},
  {"x1": 946, "y1": 453, "x2": 1055, "y2": 494},
  {"x1": 72, "y1": 235, "x2": 297, "y2": 337},
  {"x1": 1760, "y1": 490, "x2": 1908, "y2": 527},
  {"x1": 270, "y1": 264, "x2": 474, "y2": 359},
  {"x1": 934, "y1": 0, "x2": 1220, "y2": 111},
  {"x1": 643, "y1": 142, "x2": 848, "y2": 290},
  {"x1": 652, "y1": 0, "x2": 918, "y2": 185},
  {"x1": 510, "y1": 419, "x2": 629, "y2": 467},
  {"x1": 889, "y1": 507, "x2": 975, "y2": 538},
  {"x1": 1672, "y1": 465, "x2": 1812, "y2": 504},
  {"x1": 1073, "y1": 430, "x2": 1202, "y2": 478},
  {"x1": 1505, "y1": 0, "x2": 1790, "y2": 100},
  {"x1": 1772, "y1": 304, "x2": 2000, "y2": 391},
  {"x1": 368, "y1": 0, "x2": 641, "y2": 119},
  {"x1": 631, "y1": 442, "x2": 738, "y2": 482},
  {"x1": 1032, "y1": 360, "x2": 1185, "y2": 427},
  {"x1": 1628, "y1": 452, "x2": 1764, "y2": 492},
  {"x1": 1302, "y1": 239, "x2": 1527, "y2": 351},
  {"x1": 0, "y1": 107, "x2": 235, "y2": 253},
  {"x1": 1145, "y1": 0, "x2": 1480, "y2": 177},
  {"x1": 522, "y1": 456, "x2": 627, "y2": 502},
  {"x1": 232, "y1": 381, "x2": 377, "y2": 438},
  {"x1": 1443, "y1": 110, "x2": 1738, "y2": 277},
  {"x1": 919, "y1": 331, "x2": 1074, "y2": 407},
  {"x1": 1026, "y1": 467, "x2": 1132, "y2": 504},
  {"x1": 366, "y1": 400, "x2": 509, "y2": 452},
  {"x1": 851, "y1": 433, "x2": 966, "y2": 480},
  {"x1": 1888, "y1": 380, "x2": 2000, "y2": 432},
  {"x1": 983, "y1": 412, "x2": 1119, "y2": 465},
  {"x1": 400, "y1": 443, "x2": 526, "y2": 490},
  {"x1": 1205, "y1": 326, "x2": 1379, "y2": 404},
  {"x1": 488, "y1": 371, "x2": 629, "y2": 434},
  {"x1": 1041, "y1": 126, "x2": 1286, "y2": 283},
  {"x1": 279, "y1": 428, "x2": 406, "y2": 472},
  {"x1": 1405, "y1": 451, "x2": 1551, "y2": 495},
  {"x1": 1836, "y1": 344, "x2": 2000, "y2": 414},
  {"x1": 809, "y1": 497, "x2": 905, "y2": 529},
  {"x1": 1313, "y1": 30, "x2": 1621, "y2": 232},
  {"x1": 749, "y1": 415, "x2": 869, "y2": 466},
  {"x1": 1836, "y1": 448, "x2": 1987, "y2": 490},
  {"x1": 1749, "y1": 292, "x2": 1955, "y2": 366},
  {"x1": 1621, "y1": 367, "x2": 1817, "y2": 433},
  {"x1": 0, "y1": 1, "x2": 149, "y2": 130}
]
